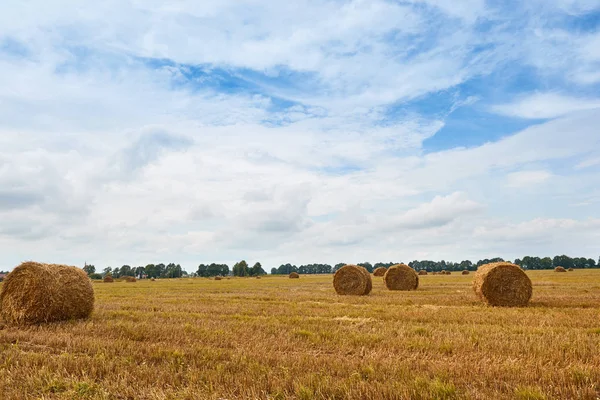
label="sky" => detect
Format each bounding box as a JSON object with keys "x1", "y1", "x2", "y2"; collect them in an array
[{"x1": 1, "y1": 0, "x2": 600, "y2": 272}]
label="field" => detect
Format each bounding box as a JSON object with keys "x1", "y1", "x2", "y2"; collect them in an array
[{"x1": 1, "y1": 270, "x2": 599, "y2": 400}]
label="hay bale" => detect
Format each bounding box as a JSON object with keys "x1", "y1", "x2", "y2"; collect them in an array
[
  {"x1": 418, "y1": 270, "x2": 428, "y2": 275},
  {"x1": 333, "y1": 265, "x2": 372, "y2": 295},
  {"x1": 103, "y1": 275, "x2": 114, "y2": 283},
  {"x1": 473, "y1": 262, "x2": 532, "y2": 307},
  {"x1": 214, "y1": 276, "x2": 222, "y2": 281},
  {"x1": 373, "y1": 267, "x2": 386, "y2": 276},
  {"x1": 289, "y1": 272, "x2": 300, "y2": 279},
  {"x1": 151, "y1": 278, "x2": 156, "y2": 281},
  {"x1": 441, "y1": 270, "x2": 447, "y2": 275},
  {"x1": 568, "y1": 268, "x2": 573, "y2": 272},
  {"x1": 0, "y1": 261, "x2": 94, "y2": 325},
  {"x1": 123, "y1": 276, "x2": 136, "y2": 282},
  {"x1": 554, "y1": 266, "x2": 566, "y2": 272},
  {"x1": 462, "y1": 270, "x2": 470, "y2": 275},
  {"x1": 446, "y1": 271, "x2": 451, "y2": 275},
  {"x1": 256, "y1": 276, "x2": 261, "y2": 279},
  {"x1": 383, "y1": 264, "x2": 418, "y2": 291}
]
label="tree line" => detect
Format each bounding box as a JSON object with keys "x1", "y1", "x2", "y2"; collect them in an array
[{"x1": 80, "y1": 254, "x2": 600, "y2": 279}]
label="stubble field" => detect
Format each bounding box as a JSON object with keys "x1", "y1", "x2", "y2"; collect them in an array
[{"x1": 1, "y1": 270, "x2": 599, "y2": 400}]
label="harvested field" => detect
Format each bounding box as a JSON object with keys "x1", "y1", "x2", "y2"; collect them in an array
[{"x1": 0, "y1": 271, "x2": 599, "y2": 399}]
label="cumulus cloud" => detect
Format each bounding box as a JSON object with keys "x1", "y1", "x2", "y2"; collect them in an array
[{"x1": 491, "y1": 93, "x2": 600, "y2": 119}]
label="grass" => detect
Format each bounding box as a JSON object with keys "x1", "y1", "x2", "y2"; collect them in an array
[{"x1": 0, "y1": 270, "x2": 599, "y2": 399}]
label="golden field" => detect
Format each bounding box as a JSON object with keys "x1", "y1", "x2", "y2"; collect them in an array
[{"x1": 1, "y1": 270, "x2": 599, "y2": 400}]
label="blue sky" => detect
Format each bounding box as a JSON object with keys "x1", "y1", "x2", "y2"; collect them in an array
[{"x1": 0, "y1": 0, "x2": 600, "y2": 271}]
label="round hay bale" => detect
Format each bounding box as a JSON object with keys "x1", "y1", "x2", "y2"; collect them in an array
[
  {"x1": 383, "y1": 264, "x2": 418, "y2": 291},
  {"x1": 446, "y1": 271, "x2": 452, "y2": 275},
  {"x1": 373, "y1": 267, "x2": 386, "y2": 276},
  {"x1": 440, "y1": 270, "x2": 447, "y2": 275},
  {"x1": 418, "y1": 270, "x2": 428, "y2": 275},
  {"x1": 214, "y1": 276, "x2": 222, "y2": 280},
  {"x1": 0, "y1": 262, "x2": 94, "y2": 325},
  {"x1": 123, "y1": 276, "x2": 136, "y2": 282},
  {"x1": 103, "y1": 275, "x2": 114, "y2": 283},
  {"x1": 461, "y1": 270, "x2": 470, "y2": 275},
  {"x1": 554, "y1": 266, "x2": 566, "y2": 272},
  {"x1": 568, "y1": 268, "x2": 573, "y2": 272},
  {"x1": 151, "y1": 278, "x2": 156, "y2": 281},
  {"x1": 256, "y1": 276, "x2": 261, "y2": 279},
  {"x1": 473, "y1": 262, "x2": 532, "y2": 307},
  {"x1": 289, "y1": 272, "x2": 300, "y2": 279},
  {"x1": 333, "y1": 265, "x2": 371, "y2": 295}
]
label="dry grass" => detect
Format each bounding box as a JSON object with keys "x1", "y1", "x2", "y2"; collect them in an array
[{"x1": 1, "y1": 271, "x2": 599, "y2": 399}]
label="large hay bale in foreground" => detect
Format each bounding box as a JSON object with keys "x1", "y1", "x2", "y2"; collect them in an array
[
  {"x1": 333, "y1": 265, "x2": 372, "y2": 295},
  {"x1": 384, "y1": 264, "x2": 418, "y2": 291},
  {"x1": 418, "y1": 270, "x2": 428, "y2": 276},
  {"x1": 473, "y1": 262, "x2": 532, "y2": 307},
  {"x1": 554, "y1": 266, "x2": 566, "y2": 272},
  {"x1": 103, "y1": 275, "x2": 114, "y2": 283},
  {"x1": 123, "y1": 276, "x2": 136, "y2": 282},
  {"x1": 0, "y1": 262, "x2": 94, "y2": 325},
  {"x1": 462, "y1": 270, "x2": 470, "y2": 275},
  {"x1": 289, "y1": 272, "x2": 300, "y2": 279},
  {"x1": 373, "y1": 267, "x2": 386, "y2": 276}
]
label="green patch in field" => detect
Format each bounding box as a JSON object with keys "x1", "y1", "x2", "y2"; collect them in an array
[{"x1": 515, "y1": 386, "x2": 547, "y2": 400}]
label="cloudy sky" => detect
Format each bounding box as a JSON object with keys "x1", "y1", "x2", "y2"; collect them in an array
[{"x1": 1, "y1": 0, "x2": 600, "y2": 272}]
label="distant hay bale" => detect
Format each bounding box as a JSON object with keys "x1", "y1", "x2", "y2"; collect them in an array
[
  {"x1": 384, "y1": 264, "x2": 418, "y2": 291},
  {"x1": 446, "y1": 271, "x2": 451, "y2": 275},
  {"x1": 0, "y1": 261, "x2": 94, "y2": 325},
  {"x1": 256, "y1": 276, "x2": 261, "y2": 279},
  {"x1": 103, "y1": 275, "x2": 114, "y2": 283},
  {"x1": 333, "y1": 265, "x2": 372, "y2": 296},
  {"x1": 289, "y1": 272, "x2": 300, "y2": 279},
  {"x1": 373, "y1": 267, "x2": 386, "y2": 276},
  {"x1": 151, "y1": 278, "x2": 156, "y2": 281},
  {"x1": 214, "y1": 276, "x2": 222, "y2": 280},
  {"x1": 123, "y1": 276, "x2": 136, "y2": 282},
  {"x1": 441, "y1": 270, "x2": 447, "y2": 275},
  {"x1": 418, "y1": 270, "x2": 428, "y2": 275},
  {"x1": 568, "y1": 268, "x2": 573, "y2": 272},
  {"x1": 462, "y1": 270, "x2": 470, "y2": 275},
  {"x1": 554, "y1": 266, "x2": 567, "y2": 272},
  {"x1": 473, "y1": 262, "x2": 532, "y2": 307}
]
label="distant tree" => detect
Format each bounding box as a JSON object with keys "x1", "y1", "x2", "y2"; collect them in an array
[
  {"x1": 135, "y1": 266, "x2": 145, "y2": 279},
  {"x1": 357, "y1": 262, "x2": 373, "y2": 273},
  {"x1": 552, "y1": 255, "x2": 573, "y2": 269},
  {"x1": 540, "y1": 257, "x2": 553, "y2": 270},
  {"x1": 120, "y1": 265, "x2": 134, "y2": 277},
  {"x1": 89, "y1": 273, "x2": 102, "y2": 280},
  {"x1": 270, "y1": 267, "x2": 277, "y2": 275},
  {"x1": 102, "y1": 267, "x2": 112, "y2": 276},
  {"x1": 250, "y1": 262, "x2": 266, "y2": 276},
  {"x1": 83, "y1": 264, "x2": 95, "y2": 276},
  {"x1": 233, "y1": 260, "x2": 249, "y2": 277}
]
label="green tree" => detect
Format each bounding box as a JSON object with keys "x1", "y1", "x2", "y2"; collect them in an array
[
  {"x1": 250, "y1": 262, "x2": 266, "y2": 276},
  {"x1": 102, "y1": 267, "x2": 112, "y2": 276},
  {"x1": 233, "y1": 260, "x2": 249, "y2": 277},
  {"x1": 83, "y1": 264, "x2": 95, "y2": 276}
]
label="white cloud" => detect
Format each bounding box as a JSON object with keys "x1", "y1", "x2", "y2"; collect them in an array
[
  {"x1": 491, "y1": 93, "x2": 600, "y2": 119},
  {"x1": 506, "y1": 170, "x2": 553, "y2": 188}
]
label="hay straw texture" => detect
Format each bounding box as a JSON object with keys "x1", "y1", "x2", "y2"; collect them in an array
[
  {"x1": 289, "y1": 272, "x2": 300, "y2": 279},
  {"x1": 418, "y1": 270, "x2": 428, "y2": 275},
  {"x1": 384, "y1": 264, "x2": 419, "y2": 291},
  {"x1": 462, "y1": 270, "x2": 470, "y2": 275},
  {"x1": 555, "y1": 266, "x2": 566, "y2": 272},
  {"x1": 333, "y1": 265, "x2": 372, "y2": 295},
  {"x1": 123, "y1": 276, "x2": 137, "y2": 282},
  {"x1": 441, "y1": 270, "x2": 447, "y2": 275},
  {"x1": 0, "y1": 262, "x2": 94, "y2": 325},
  {"x1": 473, "y1": 262, "x2": 532, "y2": 307},
  {"x1": 103, "y1": 275, "x2": 114, "y2": 283},
  {"x1": 373, "y1": 267, "x2": 386, "y2": 276}
]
